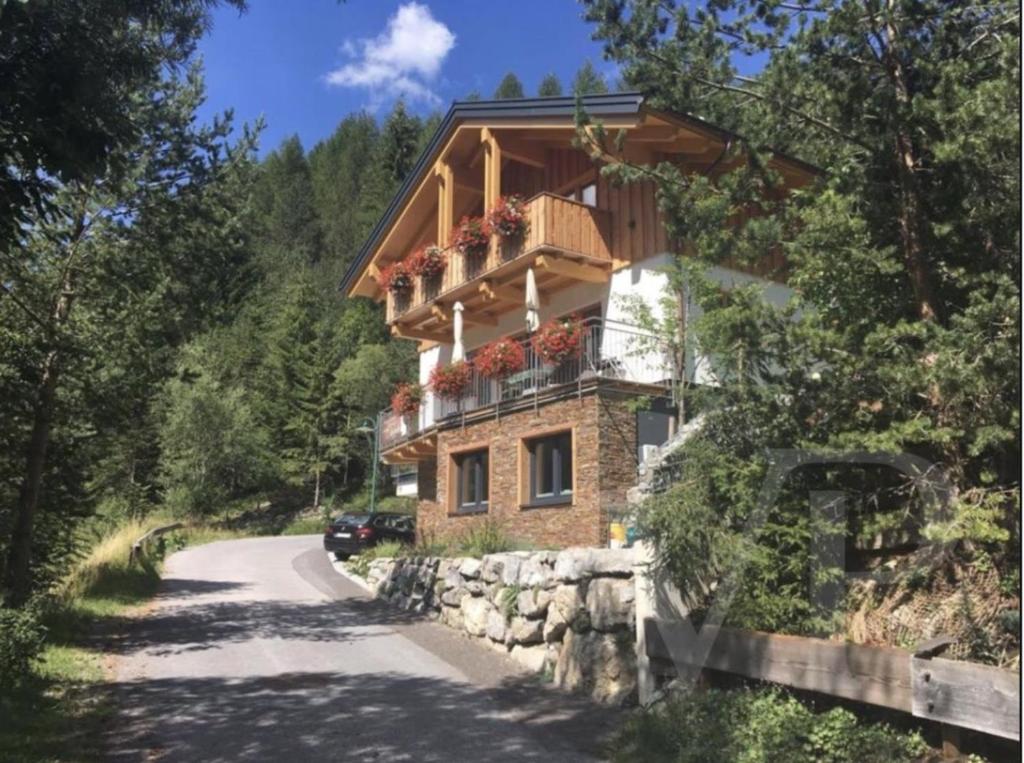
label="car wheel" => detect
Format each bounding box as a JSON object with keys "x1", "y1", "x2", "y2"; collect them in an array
[{"x1": 334, "y1": 551, "x2": 350, "y2": 561}]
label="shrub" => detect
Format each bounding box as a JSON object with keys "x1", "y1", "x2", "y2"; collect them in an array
[
  {"x1": 429, "y1": 360, "x2": 473, "y2": 400},
  {"x1": 610, "y1": 686, "x2": 928, "y2": 763},
  {"x1": 390, "y1": 382, "x2": 422, "y2": 415},
  {"x1": 532, "y1": 313, "x2": 584, "y2": 365},
  {"x1": 378, "y1": 260, "x2": 413, "y2": 293},
  {"x1": 456, "y1": 520, "x2": 528, "y2": 557},
  {"x1": 0, "y1": 606, "x2": 46, "y2": 689},
  {"x1": 407, "y1": 245, "x2": 446, "y2": 278},
  {"x1": 450, "y1": 215, "x2": 490, "y2": 257},
  {"x1": 474, "y1": 337, "x2": 526, "y2": 379},
  {"x1": 485, "y1": 195, "x2": 529, "y2": 239},
  {"x1": 347, "y1": 540, "x2": 406, "y2": 578}
]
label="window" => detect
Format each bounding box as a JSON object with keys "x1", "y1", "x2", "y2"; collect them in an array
[
  {"x1": 526, "y1": 432, "x2": 573, "y2": 506},
  {"x1": 565, "y1": 180, "x2": 597, "y2": 207},
  {"x1": 454, "y1": 449, "x2": 488, "y2": 512}
]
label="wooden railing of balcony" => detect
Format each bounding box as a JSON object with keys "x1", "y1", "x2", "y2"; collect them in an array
[{"x1": 385, "y1": 192, "x2": 612, "y2": 323}]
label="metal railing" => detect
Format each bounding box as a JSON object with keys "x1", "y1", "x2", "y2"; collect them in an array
[{"x1": 378, "y1": 317, "x2": 673, "y2": 453}]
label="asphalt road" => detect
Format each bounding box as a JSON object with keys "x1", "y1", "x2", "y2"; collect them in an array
[{"x1": 107, "y1": 536, "x2": 619, "y2": 762}]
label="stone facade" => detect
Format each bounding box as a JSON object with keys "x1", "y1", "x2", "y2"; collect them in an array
[
  {"x1": 416, "y1": 391, "x2": 638, "y2": 550},
  {"x1": 363, "y1": 547, "x2": 640, "y2": 706}
]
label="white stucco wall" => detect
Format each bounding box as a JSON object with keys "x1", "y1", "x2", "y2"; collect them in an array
[{"x1": 414, "y1": 254, "x2": 795, "y2": 393}]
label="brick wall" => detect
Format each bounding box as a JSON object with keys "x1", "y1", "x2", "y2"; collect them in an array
[{"x1": 416, "y1": 391, "x2": 638, "y2": 549}]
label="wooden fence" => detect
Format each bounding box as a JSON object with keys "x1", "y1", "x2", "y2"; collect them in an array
[
  {"x1": 128, "y1": 522, "x2": 184, "y2": 564},
  {"x1": 644, "y1": 617, "x2": 1021, "y2": 746}
]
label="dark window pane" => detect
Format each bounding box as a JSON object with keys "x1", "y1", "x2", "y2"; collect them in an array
[
  {"x1": 456, "y1": 450, "x2": 488, "y2": 510},
  {"x1": 559, "y1": 434, "x2": 573, "y2": 494}
]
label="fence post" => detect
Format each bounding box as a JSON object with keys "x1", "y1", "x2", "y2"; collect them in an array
[{"x1": 634, "y1": 540, "x2": 658, "y2": 706}]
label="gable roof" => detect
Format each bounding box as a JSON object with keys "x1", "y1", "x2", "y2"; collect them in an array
[{"x1": 339, "y1": 91, "x2": 819, "y2": 296}]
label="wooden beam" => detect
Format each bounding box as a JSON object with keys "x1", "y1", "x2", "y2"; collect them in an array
[
  {"x1": 493, "y1": 137, "x2": 546, "y2": 168},
  {"x1": 431, "y1": 304, "x2": 452, "y2": 324},
  {"x1": 479, "y1": 280, "x2": 548, "y2": 306},
  {"x1": 418, "y1": 340, "x2": 439, "y2": 353},
  {"x1": 481, "y1": 127, "x2": 501, "y2": 208},
  {"x1": 391, "y1": 324, "x2": 448, "y2": 343},
  {"x1": 464, "y1": 311, "x2": 498, "y2": 326},
  {"x1": 536, "y1": 254, "x2": 609, "y2": 284}
]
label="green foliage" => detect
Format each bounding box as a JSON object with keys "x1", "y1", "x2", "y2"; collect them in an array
[
  {"x1": 538, "y1": 73, "x2": 563, "y2": 97},
  {"x1": 571, "y1": 60, "x2": 609, "y2": 96},
  {"x1": 453, "y1": 520, "x2": 530, "y2": 558},
  {"x1": 584, "y1": 0, "x2": 1020, "y2": 640},
  {"x1": 0, "y1": 606, "x2": 46, "y2": 690},
  {"x1": 347, "y1": 540, "x2": 406, "y2": 578},
  {"x1": 493, "y1": 72, "x2": 526, "y2": 99},
  {"x1": 497, "y1": 584, "x2": 522, "y2": 621},
  {"x1": 610, "y1": 687, "x2": 928, "y2": 763},
  {"x1": 158, "y1": 363, "x2": 274, "y2": 517}
]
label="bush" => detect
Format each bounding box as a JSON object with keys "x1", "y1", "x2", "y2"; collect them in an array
[
  {"x1": 0, "y1": 606, "x2": 46, "y2": 690},
  {"x1": 347, "y1": 540, "x2": 406, "y2": 578},
  {"x1": 610, "y1": 687, "x2": 928, "y2": 763},
  {"x1": 456, "y1": 520, "x2": 529, "y2": 557}
]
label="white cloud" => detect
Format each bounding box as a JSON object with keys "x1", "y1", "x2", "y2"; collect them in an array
[{"x1": 326, "y1": 3, "x2": 455, "y2": 106}]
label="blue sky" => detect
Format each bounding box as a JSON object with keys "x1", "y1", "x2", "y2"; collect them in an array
[{"x1": 197, "y1": 1, "x2": 615, "y2": 156}]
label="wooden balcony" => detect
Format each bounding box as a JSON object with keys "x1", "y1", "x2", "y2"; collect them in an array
[{"x1": 385, "y1": 192, "x2": 613, "y2": 335}]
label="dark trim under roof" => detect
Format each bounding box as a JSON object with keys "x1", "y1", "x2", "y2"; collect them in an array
[{"x1": 339, "y1": 92, "x2": 645, "y2": 294}]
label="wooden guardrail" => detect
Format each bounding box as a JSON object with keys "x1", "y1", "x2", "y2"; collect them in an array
[
  {"x1": 644, "y1": 617, "x2": 1020, "y2": 744},
  {"x1": 129, "y1": 522, "x2": 184, "y2": 564}
]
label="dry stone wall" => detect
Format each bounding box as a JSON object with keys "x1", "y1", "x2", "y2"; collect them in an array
[{"x1": 362, "y1": 547, "x2": 640, "y2": 705}]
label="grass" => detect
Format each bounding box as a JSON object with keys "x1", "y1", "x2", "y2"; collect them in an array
[
  {"x1": 0, "y1": 514, "x2": 256, "y2": 762},
  {"x1": 280, "y1": 513, "x2": 330, "y2": 536}
]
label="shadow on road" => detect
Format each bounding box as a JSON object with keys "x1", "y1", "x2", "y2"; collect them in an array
[{"x1": 108, "y1": 668, "x2": 611, "y2": 762}]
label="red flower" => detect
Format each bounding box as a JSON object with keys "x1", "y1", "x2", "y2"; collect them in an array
[
  {"x1": 532, "y1": 314, "x2": 584, "y2": 365},
  {"x1": 485, "y1": 195, "x2": 529, "y2": 240},
  {"x1": 450, "y1": 216, "x2": 490, "y2": 257},
  {"x1": 429, "y1": 361, "x2": 474, "y2": 400},
  {"x1": 378, "y1": 260, "x2": 413, "y2": 293},
  {"x1": 474, "y1": 337, "x2": 526, "y2": 379},
  {"x1": 407, "y1": 245, "x2": 446, "y2": 278},
  {"x1": 390, "y1": 383, "x2": 422, "y2": 416}
]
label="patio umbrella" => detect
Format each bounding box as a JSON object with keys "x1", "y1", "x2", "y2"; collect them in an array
[
  {"x1": 452, "y1": 301, "x2": 465, "y2": 362},
  {"x1": 525, "y1": 266, "x2": 540, "y2": 333}
]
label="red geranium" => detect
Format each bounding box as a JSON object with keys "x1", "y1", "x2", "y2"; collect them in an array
[
  {"x1": 429, "y1": 361, "x2": 474, "y2": 400},
  {"x1": 407, "y1": 245, "x2": 446, "y2": 278},
  {"x1": 532, "y1": 314, "x2": 584, "y2": 365},
  {"x1": 485, "y1": 195, "x2": 529, "y2": 240},
  {"x1": 390, "y1": 383, "x2": 422, "y2": 416},
  {"x1": 474, "y1": 337, "x2": 526, "y2": 379},
  {"x1": 450, "y1": 216, "x2": 490, "y2": 257},
  {"x1": 378, "y1": 260, "x2": 413, "y2": 293}
]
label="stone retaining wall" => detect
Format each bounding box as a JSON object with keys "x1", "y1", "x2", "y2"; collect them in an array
[{"x1": 362, "y1": 547, "x2": 639, "y2": 705}]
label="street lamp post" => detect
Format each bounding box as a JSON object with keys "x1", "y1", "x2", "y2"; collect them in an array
[{"x1": 355, "y1": 417, "x2": 379, "y2": 513}]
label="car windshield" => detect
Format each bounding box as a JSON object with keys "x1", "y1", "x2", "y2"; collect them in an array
[{"x1": 336, "y1": 513, "x2": 370, "y2": 524}]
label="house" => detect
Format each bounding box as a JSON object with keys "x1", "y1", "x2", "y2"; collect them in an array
[{"x1": 340, "y1": 93, "x2": 815, "y2": 549}]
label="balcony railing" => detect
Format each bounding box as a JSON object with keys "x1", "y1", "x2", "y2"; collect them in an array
[
  {"x1": 385, "y1": 192, "x2": 612, "y2": 323},
  {"x1": 378, "y1": 318, "x2": 673, "y2": 454}
]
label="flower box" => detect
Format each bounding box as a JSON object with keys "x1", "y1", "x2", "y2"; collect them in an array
[
  {"x1": 532, "y1": 314, "x2": 585, "y2": 365},
  {"x1": 429, "y1": 361, "x2": 474, "y2": 401},
  {"x1": 474, "y1": 337, "x2": 526, "y2": 379},
  {"x1": 390, "y1": 383, "x2": 422, "y2": 416}
]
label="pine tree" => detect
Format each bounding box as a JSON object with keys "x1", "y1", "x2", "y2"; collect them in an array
[
  {"x1": 571, "y1": 60, "x2": 608, "y2": 96},
  {"x1": 538, "y1": 73, "x2": 564, "y2": 97},
  {"x1": 493, "y1": 72, "x2": 526, "y2": 100}
]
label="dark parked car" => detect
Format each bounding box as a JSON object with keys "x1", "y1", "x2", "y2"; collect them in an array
[{"x1": 323, "y1": 512, "x2": 415, "y2": 560}]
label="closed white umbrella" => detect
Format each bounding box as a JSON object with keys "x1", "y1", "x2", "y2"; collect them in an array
[
  {"x1": 525, "y1": 266, "x2": 540, "y2": 333},
  {"x1": 452, "y1": 301, "x2": 465, "y2": 362}
]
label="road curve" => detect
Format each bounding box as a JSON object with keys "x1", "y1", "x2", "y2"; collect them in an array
[{"x1": 106, "y1": 536, "x2": 618, "y2": 762}]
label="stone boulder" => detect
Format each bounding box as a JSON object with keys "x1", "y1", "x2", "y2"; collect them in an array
[
  {"x1": 543, "y1": 584, "x2": 587, "y2": 642},
  {"x1": 585, "y1": 578, "x2": 636, "y2": 631},
  {"x1": 461, "y1": 595, "x2": 492, "y2": 637},
  {"x1": 481, "y1": 553, "x2": 524, "y2": 584},
  {"x1": 506, "y1": 616, "x2": 543, "y2": 646},
  {"x1": 516, "y1": 587, "x2": 552, "y2": 619},
  {"x1": 509, "y1": 644, "x2": 548, "y2": 673},
  {"x1": 439, "y1": 605, "x2": 463, "y2": 631},
  {"x1": 440, "y1": 587, "x2": 465, "y2": 607},
  {"x1": 516, "y1": 553, "x2": 556, "y2": 588},
  {"x1": 485, "y1": 609, "x2": 508, "y2": 643},
  {"x1": 553, "y1": 548, "x2": 636, "y2": 582},
  {"x1": 458, "y1": 557, "x2": 482, "y2": 580},
  {"x1": 553, "y1": 629, "x2": 638, "y2": 705}
]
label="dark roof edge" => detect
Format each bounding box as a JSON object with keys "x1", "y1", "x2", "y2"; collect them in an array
[
  {"x1": 339, "y1": 91, "x2": 822, "y2": 295},
  {"x1": 338, "y1": 92, "x2": 645, "y2": 295}
]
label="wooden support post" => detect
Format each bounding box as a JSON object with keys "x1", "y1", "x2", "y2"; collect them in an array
[
  {"x1": 536, "y1": 254, "x2": 610, "y2": 284},
  {"x1": 481, "y1": 127, "x2": 501, "y2": 208}
]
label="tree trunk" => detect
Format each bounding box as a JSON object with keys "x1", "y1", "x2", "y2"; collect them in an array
[
  {"x1": 674, "y1": 285, "x2": 687, "y2": 429},
  {"x1": 312, "y1": 468, "x2": 321, "y2": 510},
  {"x1": 883, "y1": 5, "x2": 940, "y2": 323},
  {"x1": 3, "y1": 212, "x2": 82, "y2": 606},
  {"x1": 3, "y1": 351, "x2": 61, "y2": 606}
]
